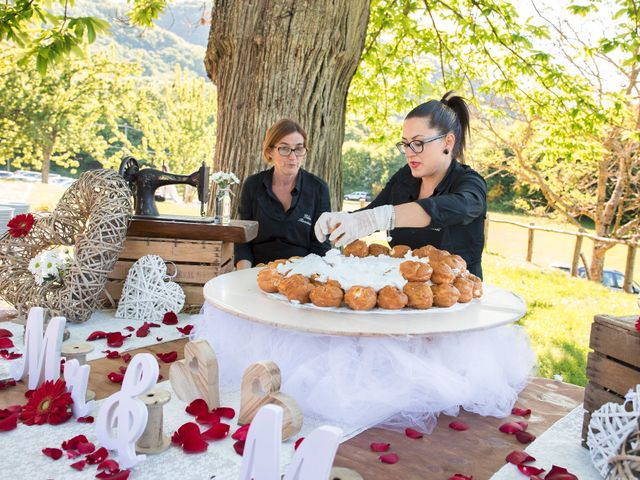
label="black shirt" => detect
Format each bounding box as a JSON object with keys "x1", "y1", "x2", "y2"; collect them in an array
[
  {"x1": 234, "y1": 167, "x2": 331, "y2": 265},
  {"x1": 366, "y1": 160, "x2": 487, "y2": 278}
]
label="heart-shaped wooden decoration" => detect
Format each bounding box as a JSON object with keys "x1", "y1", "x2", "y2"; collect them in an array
[
  {"x1": 169, "y1": 339, "x2": 220, "y2": 409},
  {"x1": 115, "y1": 255, "x2": 185, "y2": 321},
  {"x1": 239, "y1": 360, "x2": 303, "y2": 440}
]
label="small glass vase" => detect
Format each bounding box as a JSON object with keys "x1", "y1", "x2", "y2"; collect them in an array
[{"x1": 214, "y1": 188, "x2": 231, "y2": 225}]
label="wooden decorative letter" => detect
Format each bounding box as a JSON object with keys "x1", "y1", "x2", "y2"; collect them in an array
[
  {"x1": 169, "y1": 339, "x2": 219, "y2": 409},
  {"x1": 239, "y1": 360, "x2": 303, "y2": 440}
]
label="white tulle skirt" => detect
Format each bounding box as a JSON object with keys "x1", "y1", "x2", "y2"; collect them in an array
[{"x1": 193, "y1": 302, "x2": 536, "y2": 434}]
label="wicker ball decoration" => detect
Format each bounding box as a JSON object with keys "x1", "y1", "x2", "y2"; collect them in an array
[
  {"x1": 608, "y1": 416, "x2": 640, "y2": 479},
  {"x1": 0, "y1": 169, "x2": 132, "y2": 323}
]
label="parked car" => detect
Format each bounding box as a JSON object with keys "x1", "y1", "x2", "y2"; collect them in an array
[
  {"x1": 343, "y1": 191, "x2": 372, "y2": 201},
  {"x1": 50, "y1": 176, "x2": 75, "y2": 187},
  {"x1": 0, "y1": 171, "x2": 12, "y2": 179},
  {"x1": 12, "y1": 170, "x2": 41, "y2": 182},
  {"x1": 550, "y1": 263, "x2": 640, "y2": 294}
]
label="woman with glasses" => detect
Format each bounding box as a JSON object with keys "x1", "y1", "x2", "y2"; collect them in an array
[
  {"x1": 315, "y1": 92, "x2": 487, "y2": 278},
  {"x1": 235, "y1": 118, "x2": 331, "y2": 269}
]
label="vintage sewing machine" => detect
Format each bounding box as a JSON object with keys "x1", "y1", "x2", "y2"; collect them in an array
[{"x1": 118, "y1": 157, "x2": 211, "y2": 218}]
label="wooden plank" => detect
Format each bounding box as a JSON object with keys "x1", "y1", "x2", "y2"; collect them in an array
[
  {"x1": 594, "y1": 314, "x2": 640, "y2": 335},
  {"x1": 586, "y1": 352, "x2": 640, "y2": 395},
  {"x1": 108, "y1": 261, "x2": 221, "y2": 285},
  {"x1": 127, "y1": 218, "x2": 258, "y2": 243},
  {"x1": 119, "y1": 238, "x2": 224, "y2": 263},
  {"x1": 589, "y1": 318, "x2": 640, "y2": 367}
]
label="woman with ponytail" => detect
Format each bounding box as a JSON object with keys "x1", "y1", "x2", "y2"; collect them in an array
[{"x1": 315, "y1": 92, "x2": 487, "y2": 277}]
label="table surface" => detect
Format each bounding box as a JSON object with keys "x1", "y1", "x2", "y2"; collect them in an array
[
  {"x1": 0, "y1": 335, "x2": 584, "y2": 480},
  {"x1": 203, "y1": 268, "x2": 527, "y2": 336}
]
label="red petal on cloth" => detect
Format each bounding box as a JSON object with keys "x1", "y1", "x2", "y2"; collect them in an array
[
  {"x1": 370, "y1": 442, "x2": 391, "y2": 452},
  {"x1": 172, "y1": 422, "x2": 202, "y2": 445},
  {"x1": 103, "y1": 350, "x2": 121, "y2": 359},
  {"x1": 163, "y1": 311, "x2": 178, "y2": 325},
  {"x1": 379, "y1": 453, "x2": 399, "y2": 464},
  {"x1": 106, "y1": 332, "x2": 127, "y2": 348},
  {"x1": 77, "y1": 416, "x2": 94, "y2": 423},
  {"x1": 124, "y1": 326, "x2": 135, "y2": 332},
  {"x1": 77, "y1": 442, "x2": 96, "y2": 454},
  {"x1": 176, "y1": 324, "x2": 194, "y2": 335},
  {"x1": 516, "y1": 421, "x2": 529, "y2": 430},
  {"x1": 157, "y1": 351, "x2": 178, "y2": 363},
  {"x1": 0, "y1": 413, "x2": 18, "y2": 431},
  {"x1": 294, "y1": 437, "x2": 304, "y2": 450},
  {"x1": 0, "y1": 379, "x2": 17, "y2": 390},
  {"x1": 0, "y1": 337, "x2": 14, "y2": 348},
  {"x1": 156, "y1": 337, "x2": 163, "y2": 342},
  {"x1": 70, "y1": 460, "x2": 87, "y2": 471},
  {"x1": 215, "y1": 407, "x2": 236, "y2": 419},
  {"x1": 499, "y1": 422, "x2": 525, "y2": 434},
  {"x1": 62, "y1": 434, "x2": 89, "y2": 451},
  {"x1": 183, "y1": 434, "x2": 208, "y2": 453},
  {"x1": 511, "y1": 407, "x2": 532, "y2": 417},
  {"x1": 405, "y1": 428, "x2": 423, "y2": 439},
  {"x1": 107, "y1": 372, "x2": 124, "y2": 383},
  {"x1": 148, "y1": 322, "x2": 160, "y2": 328},
  {"x1": 122, "y1": 353, "x2": 132, "y2": 363},
  {"x1": 202, "y1": 423, "x2": 230, "y2": 441},
  {"x1": 545, "y1": 465, "x2": 579, "y2": 480},
  {"x1": 97, "y1": 459, "x2": 120, "y2": 473},
  {"x1": 448, "y1": 475, "x2": 473, "y2": 480},
  {"x1": 42, "y1": 447, "x2": 63, "y2": 460},
  {"x1": 515, "y1": 430, "x2": 536, "y2": 444},
  {"x1": 87, "y1": 331, "x2": 108, "y2": 341},
  {"x1": 0, "y1": 350, "x2": 21, "y2": 360},
  {"x1": 506, "y1": 450, "x2": 536, "y2": 465},
  {"x1": 136, "y1": 326, "x2": 150, "y2": 338},
  {"x1": 67, "y1": 450, "x2": 81, "y2": 459},
  {"x1": 233, "y1": 440, "x2": 245, "y2": 456},
  {"x1": 6, "y1": 405, "x2": 21, "y2": 415},
  {"x1": 186, "y1": 399, "x2": 209, "y2": 417},
  {"x1": 518, "y1": 464, "x2": 545, "y2": 476},
  {"x1": 449, "y1": 421, "x2": 470, "y2": 431},
  {"x1": 0, "y1": 328, "x2": 13, "y2": 338},
  {"x1": 0, "y1": 406, "x2": 20, "y2": 419},
  {"x1": 232, "y1": 424, "x2": 250, "y2": 441},
  {"x1": 86, "y1": 446, "x2": 109, "y2": 464},
  {"x1": 196, "y1": 412, "x2": 221, "y2": 425},
  {"x1": 96, "y1": 470, "x2": 130, "y2": 480}
]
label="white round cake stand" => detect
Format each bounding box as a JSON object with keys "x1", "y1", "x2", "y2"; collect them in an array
[{"x1": 202, "y1": 268, "x2": 526, "y2": 337}]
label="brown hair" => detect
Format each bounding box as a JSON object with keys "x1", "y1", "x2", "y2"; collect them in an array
[{"x1": 262, "y1": 118, "x2": 308, "y2": 163}]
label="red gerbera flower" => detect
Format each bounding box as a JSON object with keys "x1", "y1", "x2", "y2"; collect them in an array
[
  {"x1": 7, "y1": 213, "x2": 35, "y2": 238},
  {"x1": 19, "y1": 378, "x2": 73, "y2": 426}
]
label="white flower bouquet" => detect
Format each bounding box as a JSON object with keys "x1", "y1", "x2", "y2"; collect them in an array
[
  {"x1": 211, "y1": 171, "x2": 240, "y2": 191},
  {"x1": 28, "y1": 247, "x2": 74, "y2": 286}
]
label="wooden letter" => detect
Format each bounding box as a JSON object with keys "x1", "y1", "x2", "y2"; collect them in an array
[{"x1": 169, "y1": 339, "x2": 219, "y2": 409}]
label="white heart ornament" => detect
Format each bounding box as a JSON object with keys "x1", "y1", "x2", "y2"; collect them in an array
[{"x1": 116, "y1": 255, "x2": 185, "y2": 321}]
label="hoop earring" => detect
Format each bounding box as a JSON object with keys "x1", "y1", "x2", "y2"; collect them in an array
[{"x1": 443, "y1": 149, "x2": 449, "y2": 155}]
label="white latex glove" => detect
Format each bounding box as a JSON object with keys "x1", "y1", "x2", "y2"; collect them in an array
[
  {"x1": 317, "y1": 205, "x2": 394, "y2": 247},
  {"x1": 314, "y1": 211, "x2": 351, "y2": 242}
]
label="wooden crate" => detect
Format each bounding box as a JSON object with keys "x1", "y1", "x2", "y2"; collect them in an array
[
  {"x1": 582, "y1": 314, "x2": 640, "y2": 445},
  {"x1": 104, "y1": 236, "x2": 234, "y2": 310}
]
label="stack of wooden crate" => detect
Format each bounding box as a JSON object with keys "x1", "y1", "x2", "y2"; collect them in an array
[
  {"x1": 104, "y1": 217, "x2": 257, "y2": 311},
  {"x1": 582, "y1": 314, "x2": 640, "y2": 444}
]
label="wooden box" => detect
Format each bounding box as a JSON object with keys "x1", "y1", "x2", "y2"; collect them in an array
[{"x1": 582, "y1": 314, "x2": 640, "y2": 444}]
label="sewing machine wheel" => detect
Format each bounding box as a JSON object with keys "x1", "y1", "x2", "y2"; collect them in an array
[{"x1": 119, "y1": 157, "x2": 140, "y2": 184}]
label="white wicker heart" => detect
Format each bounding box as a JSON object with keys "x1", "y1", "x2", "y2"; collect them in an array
[
  {"x1": 587, "y1": 384, "x2": 640, "y2": 477},
  {"x1": 115, "y1": 255, "x2": 185, "y2": 321}
]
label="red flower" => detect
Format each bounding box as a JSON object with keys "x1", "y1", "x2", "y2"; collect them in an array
[
  {"x1": 177, "y1": 324, "x2": 194, "y2": 335},
  {"x1": 157, "y1": 351, "x2": 178, "y2": 363},
  {"x1": 163, "y1": 311, "x2": 178, "y2": 325},
  {"x1": 379, "y1": 453, "x2": 399, "y2": 464},
  {"x1": 20, "y1": 378, "x2": 72, "y2": 426},
  {"x1": 7, "y1": 213, "x2": 34, "y2": 238}
]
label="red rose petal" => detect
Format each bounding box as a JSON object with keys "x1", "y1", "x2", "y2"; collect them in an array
[
  {"x1": 86, "y1": 446, "x2": 109, "y2": 464},
  {"x1": 0, "y1": 413, "x2": 18, "y2": 431},
  {"x1": 163, "y1": 311, "x2": 178, "y2": 325},
  {"x1": 518, "y1": 464, "x2": 545, "y2": 476},
  {"x1": 499, "y1": 422, "x2": 525, "y2": 434},
  {"x1": 107, "y1": 372, "x2": 124, "y2": 383},
  {"x1": 67, "y1": 450, "x2": 81, "y2": 459},
  {"x1": 62, "y1": 434, "x2": 89, "y2": 451},
  {"x1": 42, "y1": 447, "x2": 63, "y2": 460},
  {"x1": 77, "y1": 415, "x2": 94, "y2": 423},
  {"x1": 87, "y1": 331, "x2": 108, "y2": 341},
  {"x1": 96, "y1": 470, "x2": 130, "y2": 480},
  {"x1": 370, "y1": 442, "x2": 391, "y2": 452},
  {"x1": 177, "y1": 324, "x2": 194, "y2": 335},
  {"x1": 6, "y1": 405, "x2": 21, "y2": 415},
  {"x1": 515, "y1": 430, "x2": 536, "y2": 444},
  {"x1": 449, "y1": 421, "x2": 470, "y2": 431},
  {"x1": 448, "y1": 475, "x2": 473, "y2": 480},
  {"x1": 232, "y1": 424, "x2": 250, "y2": 441},
  {"x1": 215, "y1": 407, "x2": 236, "y2": 419},
  {"x1": 405, "y1": 427, "x2": 423, "y2": 439},
  {"x1": 506, "y1": 450, "x2": 536, "y2": 465},
  {"x1": 148, "y1": 322, "x2": 160, "y2": 328},
  {"x1": 124, "y1": 326, "x2": 135, "y2": 332},
  {"x1": 157, "y1": 351, "x2": 177, "y2": 363},
  {"x1": 186, "y1": 399, "x2": 209, "y2": 417},
  {"x1": 119, "y1": 366, "x2": 127, "y2": 374},
  {"x1": 511, "y1": 407, "x2": 532, "y2": 417},
  {"x1": 0, "y1": 350, "x2": 22, "y2": 360},
  {"x1": 183, "y1": 434, "x2": 208, "y2": 453},
  {"x1": 70, "y1": 460, "x2": 87, "y2": 471},
  {"x1": 77, "y1": 442, "x2": 96, "y2": 454},
  {"x1": 545, "y1": 465, "x2": 579, "y2": 480},
  {"x1": 103, "y1": 350, "x2": 121, "y2": 359},
  {"x1": 106, "y1": 332, "x2": 127, "y2": 348},
  {"x1": 294, "y1": 437, "x2": 304, "y2": 450},
  {"x1": 196, "y1": 411, "x2": 221, "y2": 425},
  {"x1": 97, "y1": 459, "x2": 120, "y2": 473},
  {"x1": 136, "y1": 326, "x2": 150, "y2": 338},
  {"x1": 156, "y1": 337, "x2": 163, "y2": 341},
  {"x1": 0, "y1": 337, "x2": 14, "y2": 348},
  {"x1": 516, "y1": 421, "x2": 528, "y2": 430},
  {"x1": 202, "y1": 422, "x2": 230, "y2": 441},
  {"x1": 0, "y1": 328, "x2": 13, "y2": 338},
  {"x1": 233, "y1": 440, "x2": 245, "y2": 456},
  {"x1": 172, "y1": 422, "x2": 202, "y2": 445},
  {"x1": 379, "y1": 453, "x2": 399, "y2": 464},
  {"x1": 0, "y1": 379, "x2": 17, "y2": 389},
  {"x1": 122, "y1": 353, "x2": 132, "y2": 363}
]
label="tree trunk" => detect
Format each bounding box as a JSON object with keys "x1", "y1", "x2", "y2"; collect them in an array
[
  {"x1": 204, "y1": 0, "x2": 370, "y2": 213},
  {"x1": 41, "y1": 144, "x2": 52, "y2": 184},
  {"x1": 589, "y1": 241, "x2": 610, "y2": 283}
]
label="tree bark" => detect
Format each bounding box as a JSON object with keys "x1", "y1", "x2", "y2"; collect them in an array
[
  {"x1": 204, "y1": 0, "x2": 370, "y2": 213},
  {"x1": 41, "y1": 143, "x2": 52, "y2": 184}
]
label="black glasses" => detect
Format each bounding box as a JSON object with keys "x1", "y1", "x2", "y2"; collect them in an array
[
  {"x1": 275, "y1": 146, "x2": 307, "y2": 157},
  {"x1": 396, "y1": 134, "x2": 446, "y2": 155}
]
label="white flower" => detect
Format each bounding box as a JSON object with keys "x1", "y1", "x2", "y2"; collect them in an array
[{"x1": 212, "y1": 171, "x2": 240, "y2": 188}]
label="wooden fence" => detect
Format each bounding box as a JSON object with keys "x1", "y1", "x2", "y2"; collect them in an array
[{"x1": 484, "y1": 218, "x2": 638, "y2": 293}]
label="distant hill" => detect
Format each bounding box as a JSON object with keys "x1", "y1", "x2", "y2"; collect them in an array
[{"x1": 67, "y1": 0, "x2": 211, "y2": 78}]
